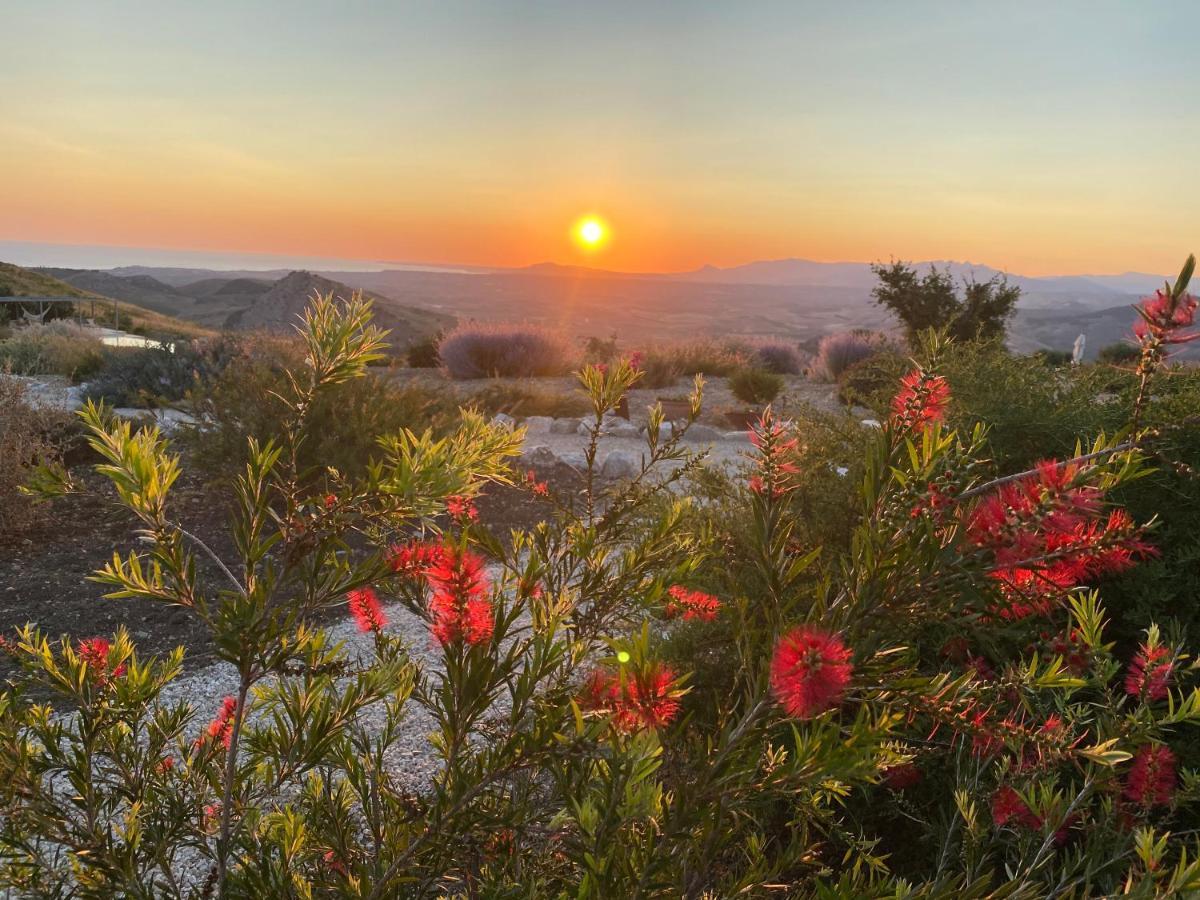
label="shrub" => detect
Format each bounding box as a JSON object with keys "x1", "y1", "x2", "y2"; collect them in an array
[
  {"x1": 871, "y1": 259, "x2": 1021, "y2": 343},
  {"x1": 82, "y1": 341, "x2": 226, "y2": 408},
  {"x1": 0, "y1": 322, "x2": 104, "y2": 382},
  {"x1": 5, "y1": 264, "x2": 1200, "y2": 896},
  {"x1": 184, "y1": 331, "x2": 458, "y2": 476},
  {"x1": 836, "y1": 348, "x2": 908, "y2": 408},
  {"x1": 636, "y1": 339, "x2": 751, "y2": 389},
  {"x1": 463, "y1": 381, "x2": 590, "y2": 419},
  {"x1": 728, "y1": 367, "x2": 784, "y2": 406},
  {"x1": 753, "y1": 341, "x2": 803, "y2": 375},
  {"x1": 1098, "y1": 341, "x2": 1141, "y2": 364},
  {"x1": 439, "y1": 323, "x2": 574, "y2": 379},
  {"x1": 406, "y1": 333, "x2": 442, "y2": 368},
  {"x1": 0, "y1": 377, "x2": 68, "y2": 541},
  {"x1": 1032, "y1": 348, "x2": 1073, "y2": 366},
  {"x1": 811, "y1": 329, "x2": 897, "y2": 381}
]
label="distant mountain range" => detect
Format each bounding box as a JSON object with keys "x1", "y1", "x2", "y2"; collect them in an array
[{"x1": 4, "y1": 248, "x2": 1186, "y2": 360}]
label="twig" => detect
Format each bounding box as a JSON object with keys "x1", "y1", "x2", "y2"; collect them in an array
[
  {"x1": 957, "y1": 442, "x2": 1135, "y2": 501},
  {"x1": 176, "y1": 526, "x2": 245, "y2": 594}
]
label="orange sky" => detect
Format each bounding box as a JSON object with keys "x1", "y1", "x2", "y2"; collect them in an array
[{"x1": 2, "y1": 3, "x2": 1197, "y2": 276}]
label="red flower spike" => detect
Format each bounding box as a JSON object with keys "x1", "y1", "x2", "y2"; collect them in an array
[
  {"x1": 1125, "y1": 744, "x2": 1176, "y2": 809},
  {"x1": 426, "y1": 545, "x2": 493, "y2": 647},
  {"x1": 992, "y1": 785, "x2": 1042, "y2": 830},
  {"x1": 1126, "y1": 643, "x2": 1174, "y2": 703},
  {"x1": 202, "y1": 696, "x2": 238, "y2": 750},
  {"x1": 445, "y1": 495, "x2": 479, "y2": 523},
  {"x1": 77, "y1": 637, "x2": 127, "y2": 682},
  {"x1": 387, "y1": 540, "x2": 445, "y2": 577},
  {"x1": 891, "y1": 369, "x2": 950, "y2": 429},
  {"x1": 664, "y1": 585, "x2": 721, "y2": 622},
  {"x1": 770, "y1": 626, "x2": 853, "y2": 719},
  {"x1": 347, "y1": 586, "x2": 387, "y2": 633},
  {"x1": 579, "y1": 664, "x2": 681, "y2": 733}
]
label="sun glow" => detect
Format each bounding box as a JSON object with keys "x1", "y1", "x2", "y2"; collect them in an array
[{"x1": 574, "y1": 216, "x2": 607, "y2": 250}]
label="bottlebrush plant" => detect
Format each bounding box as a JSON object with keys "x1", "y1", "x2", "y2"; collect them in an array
[{"x1": 0, "y1": 259, "x2": 1198, "y2": 897}]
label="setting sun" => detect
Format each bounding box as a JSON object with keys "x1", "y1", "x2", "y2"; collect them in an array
[{"x1": 574, "y1": 216, "x2": 607, "y2": 250}]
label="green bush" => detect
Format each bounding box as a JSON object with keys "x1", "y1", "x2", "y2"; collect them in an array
[
  {"x1": 184, "y1": 333, "x2": 459, "y2": 476},
  {"x1": 728, "y1": 367, "x2": 783, "y2": 406},
  {"x1": 836, "y1": 349, "x2": 908, "y2": 408},
  {"x1": 1032, "y1": 348, "x2": 1074, "y2": 366},
  {"x1": 0, "y1": 322, "x2": 104, "y2": 382},
  {"x1": 1098, "y1": 341, "x2": 1141, "y2": 364},
  {"x1": 82, "y1": 341, "x2": 224, "y2": 408},
  {"x1": 405, "y1": 333, "x2": 442, "y2": 368}
]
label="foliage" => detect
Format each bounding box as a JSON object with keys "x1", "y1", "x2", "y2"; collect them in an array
[
  {"x1": 0, "y1": 322, "x2": 105, "y2": 382},
  {"x1": 82, "y1": 341, "x2": 224, "y2": 408},
  {"x1": 183, "y1": 331, "x2": 458, "y2": 477},
  {"x1": 1099, "y1": 341, "x2": 1142, "y2": 365},
  {"x1": 728, "y1": 366, "x2": 784, "y2": 406},
  {"x1": 872, "y1": 260, "x2": 1021, "y2": 343},
  {"x1": 1034, "y1": 348, "x2": 1074, "y2": 366},
  {"x1": 635, "y1": 339, "x2": 750, "y2": 388},
  {"x1": 405, "y1": 333, "x2": 442, "y2": 368},
  {"x1": 438, "y1": 323, "x2": 575, "y2": 379},
  {"x1": 753, "y1": 341, "x2": 803, "y2": 375},
  {"x1": 4, "y1": 265, "x2": 1200, "y2": 897},
  {"x1": 0, "y1": 377, "x2": 70, "y2": 542},
  {"x1": 812, "y1": 329, "x2": 898, "y2": 382}
]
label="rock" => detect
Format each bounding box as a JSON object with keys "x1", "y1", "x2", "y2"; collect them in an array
[
  {"x1": 550, "y1": 418, "x2": 579, "y2": 434},
  {"x1": 64, "y1": 384, "x2": 87, "y2": 410},
  {"x1": 849, "y1": 405, "x2": 873, "y2": 419},
  {"x1": 523, "y1": 415, "x2": 553, "y2": 434},
  {"x1": 724, "y1": 430, "x2": 753, "y2": 442},
  {"x1": 492, "y1": 412, "x2": 516, "y2": 428},
  {"x1": 520, "y1": 445, "x2": 557, "y2": 469},
  {"x1": 556, "y1": 451, "x2": 587, "y2": 470},
  {"x1": 605, "y1": 420, "x2": 640, "y2": 438},
  {"x1": 601, "y1": 450, "x2": 640, "y2": 479},
  {"x1": 860, "y1": 418, "x2": 882, "y2": 429},
  {"x1": 681, "y1": 424, "x2": 724, "y2": 442},
  {"x1": 576, "y1": 421, "x2": 593, "y2": 436}
]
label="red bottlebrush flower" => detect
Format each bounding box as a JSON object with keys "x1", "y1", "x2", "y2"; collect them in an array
[
  {"x1": 579, "y1": 664, "x2": 681, "y2": 733},
  {"x1": 627, "y1": 351, "x2": 644, "y2": 372},
  {"x1": 445, "y1": 494, "x2": 479, "y2": 523},
  {"x1": 347, "y1": 586, "x2": 387, "y2": 633},
  {"x1": 664, "y1": 585, "x2": 721, "y2": 622},
  {"x1": 202, "y1": 696, "x2": 238, "y2": 749},
  {"x1": 1125, "y1": 744, "x2": 1176, "y2": 809},
  {"x1": 883, "y1": 762, "x2": 921, "y2": 790},
  {"x1": 748, "y1": 411, "x2": 800, "y2": 500},
  {"x1": 202, "y1": 803, "x2": 221, "y2": 831},
  {"x1": 1134, "y1": 289, "x2": 1198, "y2": 347},
  {"x1": 323, "y1": 849, "x2": 348, "y2": 876},
  {"x1": 427, "y1": 545, "x2": 493, "y2": 647},
  {"x1": 1126, "y1": 643, "x2": 1174, "y2": 702},
  {"x1": 77, "y1": 637, "x2": 127, "y2": 681},
  {"x1": 155, "y1": 755, "x2": 176, "y2": 774},
  {"x1": 770, "y1": 626, "x2": 853, "y2": 719},
  {"x1": 891, "y1": 369, "x2": 950, "y2": 429},
  {"x1": 992, "y1": 785, "x2": 1042, "y2": 830},
  {"x1": 525, "y1": 469, "x2": 549, "y2": 497},
  {"x1": 323, "y1": 493, "x2": 337, "y2": 510},
  {"x1": 387, "y1": 539, "x2": 444, "y2": 577}
]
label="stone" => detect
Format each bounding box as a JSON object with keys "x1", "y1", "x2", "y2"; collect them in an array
[
  {"x1": 724, "y1": 430, "x2": 753, "y2": 442},
  {"x1": 523, "y1": 415, "x2": 553, "y2": 434},
  {"x1": 550, "y1": 418, "x2": 580, "y2": 434},
  {"x1": 860, "y1": 418, "x2": 882, "y2": 429},
  {"x1": 520, "y1": 445, "x2": 557, "y2": 469},
  {"x1": 492, "y1": 412, "x2": 516, "y2": 428},
  {"x1": 605, "y1": 420, "x2": 640, "y2": 438},
  {"x1": 681, "y1": 423, "x2": 724, "y2": 442},
  {"x1": 556, "y1": 451, "x2": 587, "y2": 470},
  {"x1": 644, "y1": 421, "x2": 674, "y2": 440},
  {"x1": 601, "y1": 450, "x2": 640, "y2": 479}
]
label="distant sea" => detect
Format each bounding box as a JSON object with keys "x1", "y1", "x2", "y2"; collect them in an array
[{"x1": 0, "y1": 240, "x2": 475, "y2": 275}]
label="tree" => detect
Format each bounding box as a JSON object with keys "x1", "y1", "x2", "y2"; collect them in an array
[{"x1": 871, "y1": 260, "x2": 1020, "y2": 343}]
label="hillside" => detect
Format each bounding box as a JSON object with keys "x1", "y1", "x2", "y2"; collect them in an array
[
  {"x1": 1, "y1": 262, "x2": 212, "y2": 339},
  {"x1": 231, "y1": 270, "x2": 454, "y2": 346}
]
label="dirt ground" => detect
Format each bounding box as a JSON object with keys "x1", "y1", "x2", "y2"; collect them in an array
[{"x1": 0, "y1": 450, "x2": 581, "y2": 688}]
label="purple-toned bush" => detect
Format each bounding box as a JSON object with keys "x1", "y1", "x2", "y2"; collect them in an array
[
  {"x1": 438, "y1": 323, "x2": 575, "y2": 379},
  {"x1": 754, "y1": 341, "x2": 803, "y2": 375},
  {"x1": 812, "y1": 330, "x2": 897, "y2": 381}
]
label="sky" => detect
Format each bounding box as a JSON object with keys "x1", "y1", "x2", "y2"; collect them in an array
[{"x1": 1, "y1": 1, "x2": 1197, "y2": 275}]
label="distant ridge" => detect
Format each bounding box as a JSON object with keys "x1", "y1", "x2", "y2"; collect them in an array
[{"x1": 232, "y1": 270, "x2": 454, "y2": 347}]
